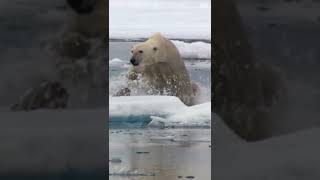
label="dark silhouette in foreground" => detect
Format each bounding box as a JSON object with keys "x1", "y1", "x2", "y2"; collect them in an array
[
  {"x1": 11, "y1": 81, "x2": 69, "y2": 111},
  {"x1": 213, "y1": 0, "x2": 286, "y2": 141}
]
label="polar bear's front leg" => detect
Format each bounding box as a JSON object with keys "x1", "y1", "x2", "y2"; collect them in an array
[
  {"x1": 113, "y1": 67, "x2": 140, "y2": 96},
  {"x1": 127, "y1": 68, "x2": 139, "y2": 80},
  {"x1": 114, "y1": 87, "x2": 131, "y2": 96}
]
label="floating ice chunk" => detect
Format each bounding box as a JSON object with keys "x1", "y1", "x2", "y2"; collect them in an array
[
  {"x1": 109, "y1": 58, "x2": 124, "y2": 66},
  {"x1": 172, "y1": 40, "x2": 211, "y2": 59},
  {"x1": 109, "y1": 58, "x2": 130, "y2": 69},
  {"x1": 148, "y1": 116, "x2": 167, "y2": 128},
  {"x1": 109, "y1": 96, "x2": 211, "y2": 128},
  {"x1": 109, "y1": 96, "x2": 186, "y2": 117},
  {"x1": 149, "y1": 102, "x2": 211, "y2": 128}
]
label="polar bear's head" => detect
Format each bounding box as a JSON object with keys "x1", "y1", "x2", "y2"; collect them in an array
[
  {"x1": 130, "y1": 32, "x2": 180, "y2": 67},
  {"x1": 130, "y1": 43, "x2": 159, "y2": 66}
]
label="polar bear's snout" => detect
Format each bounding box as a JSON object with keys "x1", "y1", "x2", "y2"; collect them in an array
[{"x1": 130, "y1": 57, "x2": 139, "y2": 66}]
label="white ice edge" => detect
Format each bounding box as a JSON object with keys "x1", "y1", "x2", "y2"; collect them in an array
[
  {"x1": 109, "y1": 96, "x2": 186, "y2": 117},
  {"x1": 172, "y1": 40, "x2": 211, "y2": 59},
  {"x1": 109, "y1": 96, "x2": 211, "y2": 127},
  {"x1": 109, "y1": 58, "x2": 131, "y2": 69}
]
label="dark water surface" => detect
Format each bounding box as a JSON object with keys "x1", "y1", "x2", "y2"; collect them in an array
[{"x1": 109, "y1": 128, "x2": 211, "y2": 180}]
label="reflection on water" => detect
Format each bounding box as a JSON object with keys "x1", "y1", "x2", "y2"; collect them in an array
[{"x1": 109, "y1": 129, "x2": 211, "y2": 180}]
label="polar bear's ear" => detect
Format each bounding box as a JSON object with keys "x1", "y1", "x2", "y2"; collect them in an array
[{"x1": 153, "y1": 47, "x2": 158, "y2": 51}]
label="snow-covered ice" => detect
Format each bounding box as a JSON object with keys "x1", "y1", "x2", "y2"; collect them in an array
[
  {"x1": 109, "y1": 96, "x2": 211, "y2": 128},
  {"x1": 109, "y1": 58, "x2": 130, "y2": 69},
  {"x1": 110, "y1": 96, "x2": 185, "y2": 117},
  {"x1": 172, "y1": 40, "x2": 211, "y2": 59},
  {"x1": 149, "y1": 102, "x2": 211, "y2": 128},
  {"x1": 109, "y1": 0, "x2": 211, "y2": 40}
]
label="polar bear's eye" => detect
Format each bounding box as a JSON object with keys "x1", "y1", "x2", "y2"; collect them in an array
[
  {"x1": 153, "y1": 47, "x2": 157, "y2": 51},
  {"x1": 139, "y1": 50, "x2": 143, "y2": 53}
]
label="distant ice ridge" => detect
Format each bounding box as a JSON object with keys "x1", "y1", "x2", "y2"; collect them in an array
[
  {"x1": 109, "y1": 96, "x2": 211, "y2": 128},
  {"x1": 109, "y1": 40, "x2": 211, "y2": 62},
  {"x1": 110, "y1": 0, "x2": 211, "y2": 40},
  {"x1": 172, "y1": 40, "x2": 211, "y2": 59}
]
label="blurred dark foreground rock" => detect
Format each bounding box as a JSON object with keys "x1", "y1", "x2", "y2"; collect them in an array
[
  {"x1": 11, "y1": 81, "x2": 69, "y2": 111},
  {"x1": 0, "y1": 1, "x2": 107, "y2": 179},
  {"x1": 213, "y1": 0, "x2": 287, "y2": 141},
  {"x1": 49, "y1": 0, "x2": 108, "y2": 107},
  {"x1": 7, "y1": 0, "x2": 108, "y2": 110}
]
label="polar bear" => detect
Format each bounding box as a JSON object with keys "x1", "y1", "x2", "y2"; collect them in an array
[{"x1": 116, "y1": 32, "x2": 198, "y2": 106}]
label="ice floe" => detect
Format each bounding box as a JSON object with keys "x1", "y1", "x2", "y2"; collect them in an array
[{"x1": 109, "y1": 96, "x2": 211, "y2": 128}]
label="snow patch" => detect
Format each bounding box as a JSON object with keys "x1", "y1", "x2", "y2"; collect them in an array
[
  {"x1": 172, "y1": 40, "x2": 211, "y2": 59},
  {"x1": 109, "y1": 58, "x2": 130, "y2": 69}
]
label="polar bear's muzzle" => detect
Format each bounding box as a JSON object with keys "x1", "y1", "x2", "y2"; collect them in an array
[{"x1": 130, "y1": 57, "x2": 139, "y2": 66}]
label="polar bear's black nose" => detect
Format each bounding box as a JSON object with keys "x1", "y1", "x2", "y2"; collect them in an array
[
  {"x1": 130, "y1": 58, "x2": 138, "y2": 66},
  {"x1": 130, "y1": 58, "x2": 135, "y2": 64}
]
